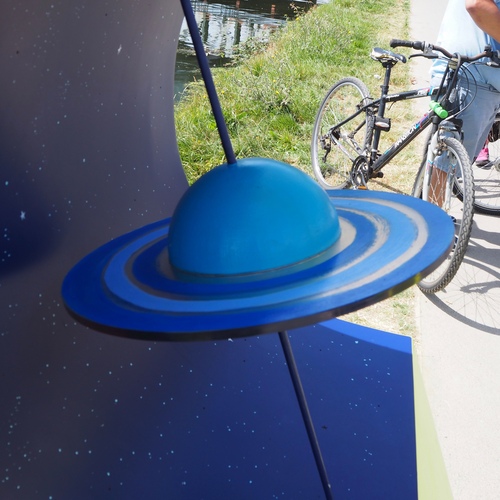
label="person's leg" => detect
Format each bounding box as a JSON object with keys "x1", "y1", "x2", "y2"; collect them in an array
[
  {"x1": 429, "y1": 167, "x2": 447, "y2": 206},
  {"x1": 430, "y1": 83, "x2": 500, "y2": 203},
  {"x1": 458, "y1": 83, "x2": 499, "y2": 162}
]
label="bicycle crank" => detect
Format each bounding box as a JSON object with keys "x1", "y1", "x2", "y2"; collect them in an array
[{"x1": 350, "y1": 156, "x2": 381, "y2": 189}]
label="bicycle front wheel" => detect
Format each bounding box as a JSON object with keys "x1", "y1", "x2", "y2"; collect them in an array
[
  {"x1": 412, "y1": 136, "x2": 474, "y2": 294},
  {"x1": 311, "y1": 77, "x2": 371, "y2": 189},
  {"x1": 472, "y1": 116, "x2": 500, "y2": 215}
]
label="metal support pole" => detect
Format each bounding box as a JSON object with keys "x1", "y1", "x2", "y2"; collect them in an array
[
  {"x1": 179, "y1": 0, "x2": 237, "y2": 165},
  {"x1": 279, "y1": 331, "x2": 334, "y2": 500}
]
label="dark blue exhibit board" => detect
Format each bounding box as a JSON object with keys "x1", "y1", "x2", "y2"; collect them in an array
[
  {"x1": 1, "y1": 1, "x2": 422, "y2": 498},
  {"x1": 0, "y1": 319, "x2": 417, "y2": 499}
]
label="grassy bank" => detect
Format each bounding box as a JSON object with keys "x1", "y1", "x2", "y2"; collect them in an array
[
  {"x1": 175, "y1": 0, "x2": 412, "y2": 183},
  {"x1": 174, "y1": 0, "x2": 417, "y2": 335}
]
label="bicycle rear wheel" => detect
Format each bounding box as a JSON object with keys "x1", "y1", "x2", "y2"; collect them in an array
[
  {"x1": 412, "y1": 136, "x2": 474, "y2": 294},
  {"x1": 311, "y1": 77, "x2": 371, "y2": 189},
  {"x1": 472, "y1": 116, "x2": 500, "y2": 215}
]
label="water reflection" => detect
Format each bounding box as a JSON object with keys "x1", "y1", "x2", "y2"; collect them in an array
[{"x1": 175, "y1": 0, "x2": 315, "y2": 98}]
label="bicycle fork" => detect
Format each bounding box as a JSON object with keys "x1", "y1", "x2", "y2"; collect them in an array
[{"x1": 423, "y1": 123, "x2": 460, "y2": 209}]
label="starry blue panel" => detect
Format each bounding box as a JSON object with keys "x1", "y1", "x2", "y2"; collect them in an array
[
  {"x1": 0, "y1": 319, "x2": 416, "y2": 499},
  {"x1": 1, "y1": 1, "x2": 417, "y2": 498}
]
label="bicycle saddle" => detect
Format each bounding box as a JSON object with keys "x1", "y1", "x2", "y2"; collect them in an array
[{"x1": 370, "y1": 47, "x2": 407, "y2": 64}]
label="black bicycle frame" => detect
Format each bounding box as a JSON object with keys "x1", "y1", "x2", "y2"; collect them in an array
[
  {"x1": 329, "y1": 88, "x2": 438, "y2": 178},
  {"x1": 329, "y1": 53, "x2": 462, "y2": 184},
  {"x1": 369, "y1": 87, "x2": 436, "y2": 175},
  {"x1": 366, "y1": 54, "x2": 462, "y2": 178}
]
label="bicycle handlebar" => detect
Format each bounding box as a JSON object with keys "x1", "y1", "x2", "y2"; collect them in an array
[
  {"x1": 390, "y1": 39, "x2": 425, "y2": 51},
  {"x1": 389, "y1": 38, "x2": 499, "y2": 64}
]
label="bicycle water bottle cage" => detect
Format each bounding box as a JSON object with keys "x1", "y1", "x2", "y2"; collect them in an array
[{"x1": 370, "y1": 47, "x2": 407, "y2": 65}]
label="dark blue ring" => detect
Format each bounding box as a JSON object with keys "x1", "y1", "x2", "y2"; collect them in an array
[{"x1": 62, "y1": 190, "x2": 453, "y2": 340}]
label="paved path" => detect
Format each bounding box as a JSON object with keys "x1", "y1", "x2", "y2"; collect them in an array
[{"x1": 410, "y1": 1, "x2": 500, "y2": 498}]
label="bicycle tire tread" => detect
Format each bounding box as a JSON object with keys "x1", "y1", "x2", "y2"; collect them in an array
[{"x1": 415, "y1": 137, "x2": 474, "y2": 294}]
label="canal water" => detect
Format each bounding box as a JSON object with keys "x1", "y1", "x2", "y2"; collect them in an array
[{"x1": 174, "y1": 0, "x2": 318, "y2": 98}]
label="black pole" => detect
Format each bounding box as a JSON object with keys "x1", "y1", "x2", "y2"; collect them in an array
[
  {"x1": 278, "y1": 331, "x2": 334, "y2": 500},
  {"x1": 179, "y1": 0, "x2": 237, "y2": 165}
]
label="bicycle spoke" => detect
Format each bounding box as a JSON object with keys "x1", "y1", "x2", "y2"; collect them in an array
[
  {"x1": 311, "y1": 78, "x2": 371, "y2": 189},
  {"x1": 472, "y1": 134, "x2": 500, "y2": 215}
]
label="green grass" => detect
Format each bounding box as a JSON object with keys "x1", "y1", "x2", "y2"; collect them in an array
[
  {"x1": 174, "y1": 0, "x2": 418, "y2": 336},
  {"x1": 175, "y1": 0, "x2": 412, "y2": 184}
]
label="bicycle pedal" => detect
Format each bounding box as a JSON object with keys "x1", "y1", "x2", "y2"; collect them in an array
[{"x1": 476, "y1": 162, "x2": 493, "y2": 170}]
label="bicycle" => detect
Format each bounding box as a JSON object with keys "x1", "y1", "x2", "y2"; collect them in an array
[
  {"x1": 473, "y1": 112, "x2": 500, "y2": 215},
  {"x1": 311, "y1": 39, "x2": 499, "y2": 293}
]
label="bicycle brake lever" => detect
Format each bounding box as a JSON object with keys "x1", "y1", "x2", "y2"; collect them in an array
[
  {"x1": 409, "y1": 53, "x2": 439, "y2": 60},
  {"x1": 487, "y1": 50, "x2": 500, "y2": 67}
]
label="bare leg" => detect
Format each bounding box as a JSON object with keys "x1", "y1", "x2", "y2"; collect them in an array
[{"x1": 429, "y1": 167, "x2": 447, "y2": 207}]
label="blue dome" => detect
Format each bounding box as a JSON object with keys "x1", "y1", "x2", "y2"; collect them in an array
[{"x1": 168, "y1": 158, "x2": 341, "y2": 277}]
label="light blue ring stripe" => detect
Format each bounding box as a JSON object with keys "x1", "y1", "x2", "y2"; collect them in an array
[{"x1": 103, "y1": 199, "x2": 420, "y2": 313}]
